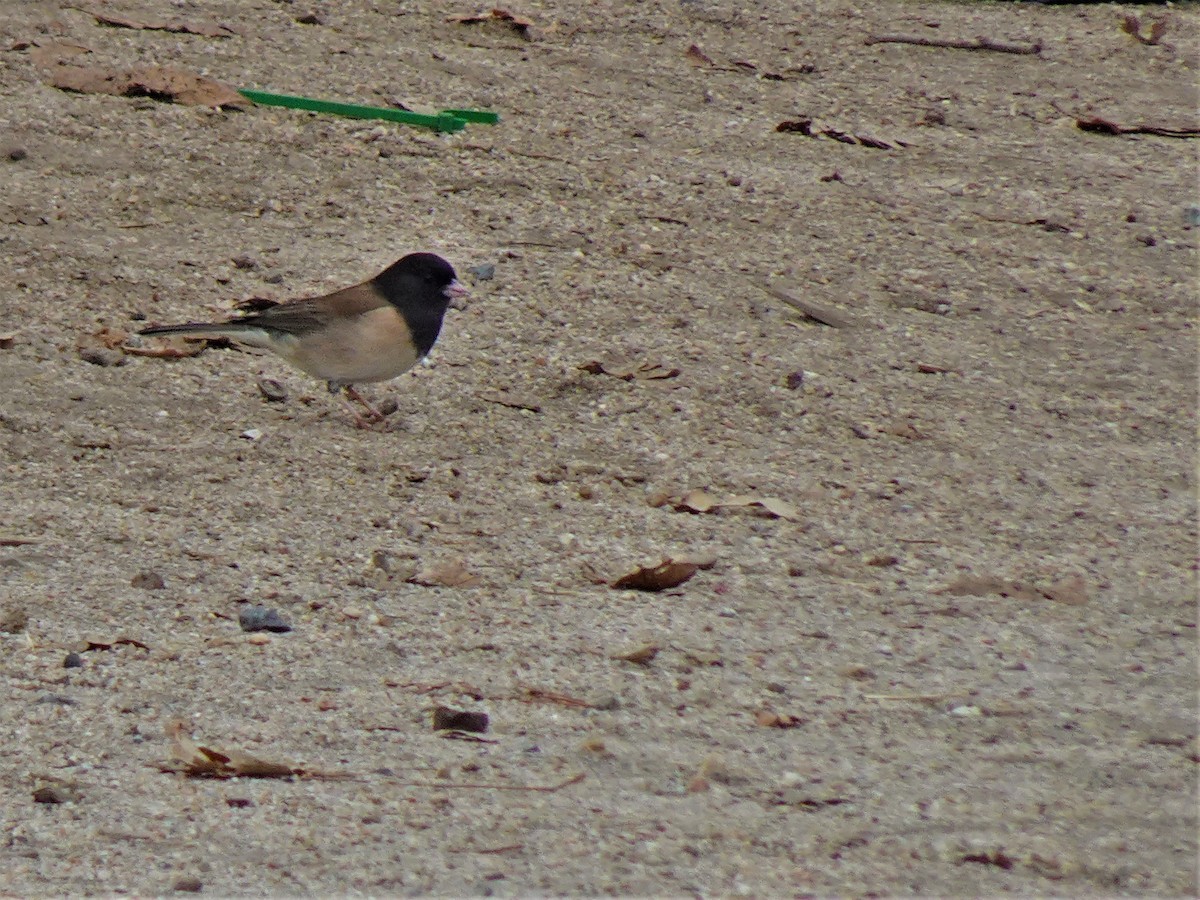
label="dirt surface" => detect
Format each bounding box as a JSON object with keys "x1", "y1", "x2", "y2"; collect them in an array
[{"x1": 1, "y1": 0, "x2": 1197, "y2": 895}]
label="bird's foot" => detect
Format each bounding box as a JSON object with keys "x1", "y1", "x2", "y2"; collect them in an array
[{"x1": 342, "y1": 385, "x2": 389, "y2": 429}]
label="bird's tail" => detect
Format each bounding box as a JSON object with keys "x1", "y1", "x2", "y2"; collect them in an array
[{"x1": 139, "y1": 321, "x2": 265, "y2": 343}]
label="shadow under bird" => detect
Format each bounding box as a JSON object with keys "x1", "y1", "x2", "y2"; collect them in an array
[{"x1": 139, "y1": 252, "x2": 467, "y2": 427}]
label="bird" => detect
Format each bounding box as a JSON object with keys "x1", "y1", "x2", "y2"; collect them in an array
[{"x1": 139, "y1": 252, "x2": 467, "y2": 427}]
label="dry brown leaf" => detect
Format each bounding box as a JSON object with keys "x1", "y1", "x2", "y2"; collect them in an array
[
  {"x1": 611, "y1": 643, "x2": 660, "y2": 665},
  {"x1": 674, "y1": 490, "x2": 796, "y2": 519},
  {"x1": 163, "y1": 720, "x2": 302, "y2": 779},
  {"x1": 755, "y1": 710, "x2": 804, "y2": 728},
  {"x1": 213, "y1": 748, "x2": 298, "y2": 778},
  {"x1": 837, "y1": 664, "x2": 876, "y2": 681},
  {"x1": 1038, "y1": 574, "x2": 1089, "y2": 606},
  {"x1": 447, "y1": 8, "x2": 535, "y2": 37},
  {"x1": 675, "y1": 489, "x2": 719, "y2": 513},
  {"x1": 776, "y1": 119, "x2": 905, "y2": 149},
  {"x1": 881, "y1": 421, "x2": 927, "y2": 440},
  {"x1": 935, "y1": 575, "x2": 1041, "y2": 602},
  {"x1": 408, "y1": 560, "x2": 480, "y2": 588},
  {"x1": 723, "y1": 495, "x2": 798, "y2": 519},
  {"x1": 85, "y1": 9, "x2": 235, "y2": 38},
  {"x1": 578, "y1": 359, "x2": 680, "y2": 381},
  {"x1": 629, "y1": 363, "x2": 680, "y2": 380},
  {"x1": 776, "y1": 118, "x2": 814, "y2": 135},
  {"x1": 28, "y1": 39, "x2": 92, "y2": 68},
  {"x1": 854, "y1": 133, "x2": 898, "y2": 150},
  {"x1": 83, "y1": 637, "x2": 149, "y2": 652},
  {"x1": 612, "y1": 559, "x2": 698, "y2": 592},
  {"x1": 49, "y1": 63, "x2": 249, "y2": 109}
]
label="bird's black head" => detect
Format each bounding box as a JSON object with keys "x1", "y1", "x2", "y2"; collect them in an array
[
  {"x1": 374, "y1": 252, "x2": 466, "y2": 357},
  {"x1": 376, "y1": 253, "x2": 462, "y2": 306}
]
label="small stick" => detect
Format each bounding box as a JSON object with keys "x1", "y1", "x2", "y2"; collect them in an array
[
  {"x1": 477, "y1": 393, "x2": 542, "y2": 413},
  {"x1": 865, "y1": 693, "x2": 959, "y2": 702},
  {"x1": 523, "y1": 687, "x2": 595, "y2": 709},
  {"x1": 1075, "y1": 116, "x2": 1199, "y2": 139},
  {"x1": 448, "y1": 844, "x2": 525, "y2": 855},
  {"x1": 865, "y1": 34, "x2": 1042, "y2": 55},
  {"x1": 385, "y1": 772, "x2": 586, "y2": 793},
  {"x1": 758, "y1": 280, "x2": 856, "y2": 328}
]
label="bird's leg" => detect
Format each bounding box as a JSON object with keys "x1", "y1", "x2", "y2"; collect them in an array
[{"x1": 341, "y1": 384, "x2": 386, "y2": 428}]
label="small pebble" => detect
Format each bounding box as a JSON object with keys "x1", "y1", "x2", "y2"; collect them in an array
[
  {"x1": 131, "y1": 571, "x2": 166, "y2": 590},
  {"x1": 6, "y1": 147, "x2": 27, "y2": 161},
  {"x1": 231, "y1": 254, "x2": 259, "y2": 270},
  {"x1": 173, "y1": 876, "x2": 203, "y2": 893},
  {"x1": 1185, "y1": 205, "x2": 1200, "y2": 227},
  {"x1": 240, "y1": 428, "x2": 264, "y2": 441},
  {"x1": 79, "y1": 347, "x2": 125, "y2": 367},
  {"x1": 468, "y1": 263, "x2": 496, "y2": 281},
  {"x1": 257, "y1": 378, "x2": 288, "y2": 402},
  {"x1": 63, "y1": 652, "x2": 85, "y2": 669},
  {"x1": 949, "y1": 705, "x2": 983, "y2": 717},
  {"x1": 432, "y1": 705, "x2": 489, "y2": 733},
  {"x1": 376, "y1": 397, "x2": 399, "y2": 417},
  {"x1": 238, "y1": 605, "x2": 292, "y2": 633},
  {"x1": 0, "y1": 606, "x2": 29, "y2": 633},
  {"x1": 32, "y1": 785, "x2": 70, "y2": 804}
]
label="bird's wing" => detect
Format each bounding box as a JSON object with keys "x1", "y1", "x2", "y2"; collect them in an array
[{"x1": 236, "y1": 282, "x2": 387, "y2": 336}]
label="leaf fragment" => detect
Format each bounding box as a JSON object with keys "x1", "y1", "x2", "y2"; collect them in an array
[
  {"x1": 408, "y1": 560, "x2": 480, "y2": 588},
  {"x1": 49, "y1": 63, "x2": 248, "y2": 109},
  {"x1": 612, "y1": 559, "x2": 698, "y2": 592}
]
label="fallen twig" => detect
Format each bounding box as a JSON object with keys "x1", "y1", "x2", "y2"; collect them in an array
[
  {"x1": 448, "y1": 843, "x2": 525, "y2": 855},
  {"x1": 865, "y1": 34, "x2": 1042, "y2": 55},
  {"x1": 0, "y1": 535, "x2": 40, "y2": 546},
  {"x1": 865, "y1": 693, "x2": 961, "y2": 703},
  {"x1": 386, "y1": 772, "x2": 586, "y2": 793},
  {"x1": 758, "y1": 280, "x2": 857, "y2": 328},
  {"x1": 1049, "y1": 101, "x2": 1199, "y2": 138},
  {"x1": 1121, "y1": 14, "x2": 1167, "y2": 47},
  {"x1": 522, "y1": 687, "x2": 596, "y2": 709},
  {"x1": 477, "y1": 392, "x2": 542, "y2": 413},
  {"x1": 1075, "y1": 115, "x2": 1198, "y2": 139}
]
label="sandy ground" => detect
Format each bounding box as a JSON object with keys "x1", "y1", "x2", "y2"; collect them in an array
[{"x1": 1, "y1": 0, "x2": 1197, "y2": 896}]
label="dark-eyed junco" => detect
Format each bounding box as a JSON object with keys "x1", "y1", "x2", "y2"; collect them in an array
[{"x1": 140, "y1": 252, "x2": 466, "y2": 426}]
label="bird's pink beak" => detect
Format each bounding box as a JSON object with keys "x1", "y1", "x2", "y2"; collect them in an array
[{"x1": 446, "y1": 280, "x2": 470, "y2": 309}]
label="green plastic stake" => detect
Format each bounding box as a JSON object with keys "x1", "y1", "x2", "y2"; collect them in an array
[
  {"x1": 238, "y1": 89, "x2": 496, "y2": 133},
  {"x1": 440, "y1": 109, "x2": 500, "y2": 124}
]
